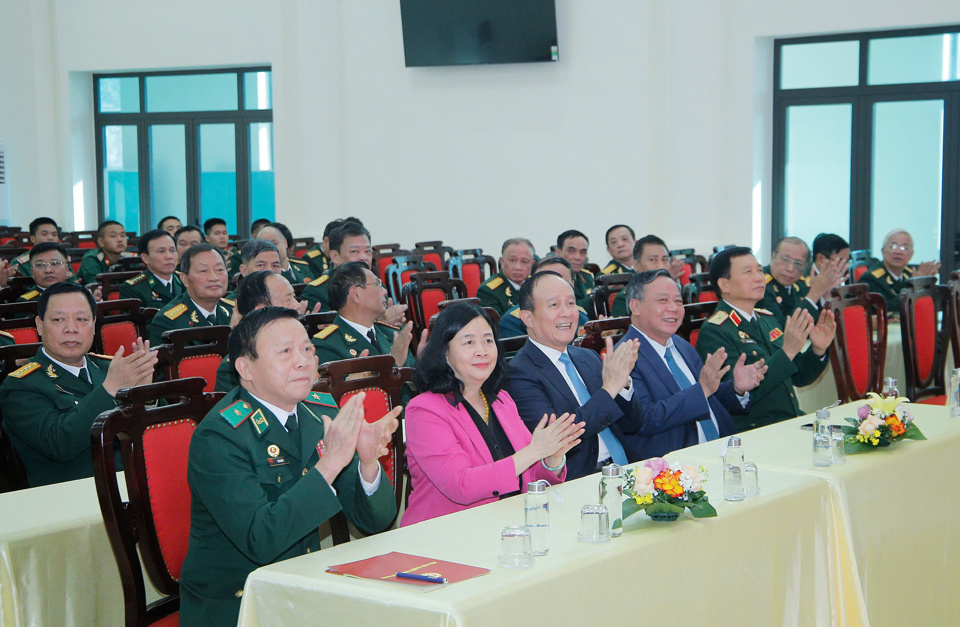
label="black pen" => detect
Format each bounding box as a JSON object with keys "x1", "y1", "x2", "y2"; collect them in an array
[{"x1": 395, "y1": 571, "x2": 447, "y2": 584}]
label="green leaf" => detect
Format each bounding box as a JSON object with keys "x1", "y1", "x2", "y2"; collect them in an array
[
  {"x1": 688, "y1": 501, "x2": 718, "y2": 518},
  {"x1": 646, "y1": 502, "x2": 684, "y2": 515},
  {"x1": 840, "y1": 425, "x2": 857, "y2": 436},
  {"x1": 622, "y1": 498, "x2": 644, "y2": 520},
  {"x1": 842, "y1": 438, "x2": 872, "y2": 454},
  {"x1": 904, "y1": 423, "x2": 927, "y2": 440}
]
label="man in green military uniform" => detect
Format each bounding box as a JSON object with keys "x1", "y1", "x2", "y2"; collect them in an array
[
  {"x1": 312, "y1": 262, "x2": 422, "y2": 367},
  {"x1": 180, "y1": 307, "x2": 400, "y2": 627},
  {"x1": 10, "y1": 217, "x2": 62, "y2": 277},
  {"x1": 499, "y1": 257, "x2": 589, "y2": 339},
  {"x1": 599, "y1": 224, "x2": 636, "y2": 276},
  {"x1": 695, "y1": 246, "x2": 836, "y2": 432},
  {"x1": 223, "y1": 239, "x2": 282, "y2": 301},
  {"x1": 477, "y1": 237, "x2": 535, "y2": 317},
  {"x1": 79, "y1": 220, "x2": 131, "y2": 284},
  {"x1": 757, "y1": 236, "x2": 847, "y2": 324},
  {"x1": 301, "y1": 221, "x2": 374, "y2": 312},
  {"x1": 16, "y1": 243, "x2": 76, "y2": 304},
  {"x1": 119, "y1": 229, "x2": 184, "y2": 308},
  {"x1": 304, "y1": 218, "x2": 362, "y2": 277},
  {"x1": 611, "y1": 235, "x2": 686, "y2": 317},
  {"x1": 861, "y1": 228, "x2": 941, "y2": 317},
  {"x1": 149, "y1": 244, "x2": 234, "y2": 346},
  {"x1": 174, "y1": 225, "x2": 204, "y2": 265},
  {"x1": 0, "y1": 283, "x2": 157, "y2": 487},
  {"x1": 258, "y1": 222, "x2": 314, "y2": 283},
  {"x1": 555, "y1": 229, "x2": 596, "y2": 310}
]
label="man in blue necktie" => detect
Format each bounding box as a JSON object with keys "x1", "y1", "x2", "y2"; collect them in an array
[
  {"x1": 506, "y1": 272, "x2": 643, "y2": 480},
  {"x1": 616, "y1": 270, "x2": 768, "y2": 460}
]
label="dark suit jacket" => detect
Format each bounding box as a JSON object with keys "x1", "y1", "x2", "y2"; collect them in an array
[
  {"x1": 505, "y1": 341, "x2": 643, "y2": 480},
  {"x1": 617, "y1": 326, "x2": 740, "y2": 460}
]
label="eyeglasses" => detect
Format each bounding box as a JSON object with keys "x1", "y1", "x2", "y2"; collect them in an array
[
  {"x1": 777, "y1": 256, "x2": 806, "y2": 271},
  {"x1": 33, "y1": 260, "x2": 67, "y2": 270},
  {"x1": 361, "y1": 279, "x2": 384, "y2": 289},
  {"x1": 887, "y1": 244, "x2": 912, "y2": 252}
]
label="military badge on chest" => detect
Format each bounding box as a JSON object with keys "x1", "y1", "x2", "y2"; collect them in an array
[
  {"x1": 738, "y1": 330, "x2": 756, "y2": 344},
  {"x1": 769, "y1": 328, "x2": 784, "y2": 342},
  {"x1": 190, "y1": 310, "x2": 199, "y2": 326}
]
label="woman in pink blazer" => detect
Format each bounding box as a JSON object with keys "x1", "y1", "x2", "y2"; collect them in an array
[{"x1": 401, "y1": 302, "x2": 584, "y2": 526}]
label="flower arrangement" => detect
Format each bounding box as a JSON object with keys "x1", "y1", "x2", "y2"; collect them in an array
[
  {"x1": 622, "y1": 458, "x2": 717, "y2": 522},
  {"x1": 841, "y1": 392, "x2": 926, "y2": 453}
]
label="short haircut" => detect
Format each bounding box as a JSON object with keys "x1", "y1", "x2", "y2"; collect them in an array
[
  {"x1": 236, "y1": 270, "x2": 274, "y2": 317},
  {"x1": 37, "y1": 282, "x2": 96, "y2": 320},
  {"x1": 327, "y1": 261, "x2": 370, "y2": 311},
  {"x1": 137, "y1": 229, "x2": 175, "y2": 255},
  {"x1": 324, "y1": 217, "x2": 364, "y2": 239},
  {"x1": 605, "y1": 224, "x2": 635, "y2": 243},
  {"x1": 157, "y1": 216, "x2": 181, "y2": 229},
  {"x1": 29, "y1": 217, "x2": 58, "y2": 237},
  {"x1": 228, "y1": 306, "x2": 300, "y2": 364},
  {"x1": 329, "y1": 221, "x2": 371, "y2": 254},
  {"x1": 882, "y1": 228, "x2": 912, "y2": 249},
  {"x1": 180, "y1": 243, "x2": 226, "y2": 275},
  {"x1": 632, "y1": 234, "x2": 668, "y2": 261},
  {"x1": 29, "y1": 242, "x2": 68, "y2": 261},
  {"x1": 203, "y1": 218, "x2": 226, "y2": 235},
  {"x1": 557, "y1": 229, "x2": 589, "y2": 249},
  {"x1": 709, "y1": 246, "x2": 754, "y2": 288},
  {"x1": 240, "y1": 239, "x2": 280, "y2": 265},
  {"x1": 97, "y1": 220, "x2": 123, "y2": 239},
  {"x1": 623, "y1": 269, "x2": 677, "y2": 306},
  {"x1": 533, "y1": 256, "x2": 572, "y2": 274},
  {"x1": 174, "y1": 225, "x2": 204, "y2": 244},
  {"x1": 266, "y1": 222, "x2": 294, "y2": 250},
  {"x1": 772, "y1": 236, "x2": 810, "y2": 263},
  {"x1": 413, "y1": 301, "x2": 507, "y2": 398},
  {"x1": 251, "y1": 218, "x2": 271, "y2": 236},
  {"x1": 518, "y1": 270, "x2": 564, "y2": 312},
  {"x1": 500, "y1": 237, "x2": 535, "y2": 256},
  {"x1": 812, "y1": 233, "x2": 850, "y2": 260}
]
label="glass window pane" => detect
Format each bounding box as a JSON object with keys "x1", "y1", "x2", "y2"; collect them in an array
[
  {"x1": 98, "y1": 77, "x2": 140, "y2": 113},
  {"x1": 244, "y1": 71, "x2": 273, "y2": 110},
  {"x1": 199, "y1": 124, "x2": 237, "y2": 235},
  {"x1": 780, "y1": 41, "x2": 860, "y2": 89},
  {"x1": 783, "y1": 104, "x2": 852, "y2": 245},
  {"x1": 868, "y1": 34, "x2": 960, "y2": 85},
  {"x1": 149, "y1": 125, "x2": 187, "y2": 228},
  {"x1": 145, "y1": 74, "x2": 238, "y2": 113},
  {"x1": 102, "y1": 125, "x2": 140, "y2": 233},
  {"x1": 870, "y1": 100, "x2": 943, "y2": 263},
  {"x1": 249, "y1": 123, "x2": 275, "y2": 222}
]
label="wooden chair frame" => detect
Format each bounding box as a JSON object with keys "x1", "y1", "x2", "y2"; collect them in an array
[
  {"x1": 156, "y1": 326, "x2": 231, "y2": 388},
  {"x1": 97, "y1": 270, "x2": 143, "y2": 301},
  {"x1": 413, "y1": 241, "x2": 454, "y2": 271},
  {"x1": 574, "y1": 317, "x2": 631, "y2": 354},
  {"x1": 371, "y1": 244, "x2": 408, "y2": 283},
  {"x1": 401, "y1": 270, "x2": 467, "y2": 333},
  {"x1": 94, "y1": 299, "x2": 158, "y2": 355},
  {"x1": 300, "y1": 311, "x2": 338, "y2": 338},
  {"x1": 827, "y1": 284, "x2": 888, "y2": 403},
  {"x1": 678, "y1": 301, "x2": 719, "y2": 347},
  {"x1": 900, "y1": 276, "x2": 951, "y2": 402},
  {"x1": 682, "y1": 272, "x2": 718, "y2": 305},
  {"x1": 0, "y1": 301, "x2": 40, "y2": 343},
  {"x1": 384, "y1": 254, "x2": 438, "y2": 303},
  {"x1": 590, "y1": 273, "x2": 632, "y2": 319},
  {"x1": 447, "y1": 249, "x2": 497, "y2": 297}
]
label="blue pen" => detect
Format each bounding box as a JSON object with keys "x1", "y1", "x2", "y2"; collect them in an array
[{"x1": 395, "y1": 571, "x2": 447, "y2": 584}]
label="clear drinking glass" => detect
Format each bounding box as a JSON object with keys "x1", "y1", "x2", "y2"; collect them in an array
[
  {"x1": 577, "y1": 504, "x2": 611, "y2": 544},
  {"x1": 498, "y1": 525, "x2": 534, "y2": 569}
]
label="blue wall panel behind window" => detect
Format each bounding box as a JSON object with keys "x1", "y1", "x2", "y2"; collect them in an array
[{"x1": 200, "y1": 173, "x2": 238, "y2": 235}]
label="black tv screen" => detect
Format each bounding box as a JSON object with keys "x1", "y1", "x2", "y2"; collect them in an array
[{"x1": 399, "y1": 0, "x2": 559, "y2": 67}]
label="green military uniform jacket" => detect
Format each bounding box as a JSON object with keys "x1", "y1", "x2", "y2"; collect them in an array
[
  {"x1": 78, "y1": 248, "x2": 111, "y2": 285},
  {"x1": 599, "y1": 259, "x2": 634, "y2": 276},
  {"x1": 476, "y1": 271, "x2": 520, "y2": 318},
  {"x1": 118, "y1": 269, "x2": 185, "y2": 309},
  {"x1": 10, "y1": 251, "x2": 31, "y2": 277},
  {"x1": 860, "y1": 262, "x2": 914, "y2": 316},
  {"x1": 148, "y1": 292, "x2": 234, "y2": 346},
  {"x1": 312, "y1": 314, "x2": 415, "y2": 368},
  {"x1": 572, "y1": 268, "x2": 595, "y2": 310},
  {"x1": 179, "y1": 387, "x2": 397, "y2": 627},
  {"x1": 0, "y1": 331, "x2": 14, "y2": 346},
  {"x1": 304, "y1": 245, "x2": 331, "y2": 277},
  {"x1": 611, "y1": 289, "x2": 630, "y2": 317},
  {"x1": 16, "y1": 285, "x2": 44, "y2": 303},
  {"x1": 0, "y1": 348, "x2": 115, "y2": 487},
  {"x1": 226, "y1": 249, "x2": 242, "y2": 284},
  {"x1": 301, "y1": 269, "x2": 333, "y2": 312},
  {"x1": 695, "y1": 300, "x2": 829, "y2": 432},
  {"x1": 214, "y1": 356, "x2": 240, "y2": 393},
  {"x1": 757, "y1": 267, "x2": 818, "y2": 324},
  {"x1": 281, "y1": 257, "x2": 313, "y2": 284}
]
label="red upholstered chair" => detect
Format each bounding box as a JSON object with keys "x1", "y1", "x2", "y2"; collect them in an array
[
  {"x1": 371, "y1": 244, "x2": 408, "y2": 284},
  {"x1": 574, "y1": 317, "x2": 631, "y2": 357},
  {"x1": 291, "y1": 237, "x2": 315, "y2": 258},
  {"x1": 429, "y1": 299, "x2": 498, "y2": 328},
  {"x1": 156, "y1": 326, "x2": 231, "y2": 393},
  {"x1": 678, "y1": 301, "x2": 719, "y2": 348},
  {"x1": 590, "y1": 273, "x2": 632, "y2": 319},
  {"x1": 91, "y1": 377, "x2": 225, "y2": 627},
  {"x1": 950, "y1": 271, "x2": 960, "y2": 368},
  {"x1": 447, "y1": 249, "x2": 497, "y2": 297},
  {"x1": 899, "y1": 276, "x2": 951, "y2": 404},
  {"x1": 64, "y1": 231, "x2": 98, "y2": 249},
  {"x1": 682, "y1": 272, "x2": 718, "y2": 304},
  {"x1": 97, "y1": 271, "x2": 144, "y2": 302},
  {"x1": 384, "y1": 254, "x2": 438, "y2": 303},
  {"x1": 413, "y1": 241, "x2": 454, "y2": 272},
  {"x1": 0, "y1": 301, "x2": 40, "y2": 343},
  {"x1": 95, "y1": 299, "x2": 158, "y2": 356},
  {"x1": 0, "y1": 342, "x2": 41, "y2": 493},
  {"x1": 66, "y1": 248, "x2": 87, "y2": 279},
  {"x1": 300, "y1": 311, "x2": 338, "y2": 338},
  {"x1": 848, "y1": 250, "x2": 878, "y2": 284},
  {"x1": 0, "y1": 247, "x2": 29, "y2": 264},
  {"x1": 670, "y1": 248, "x2": 709, "y2": 287},
  {"x1": 314, "y1": 355, "x2": 413, "y2": 543},
  {"x1": 827, "y1": 284, "x2": 888, "y2": 403},
  {"x1": 401, "y1": 271, "x2": 467, "y2": 334}
]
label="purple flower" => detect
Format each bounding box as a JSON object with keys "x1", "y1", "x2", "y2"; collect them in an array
[
  {"x1": 857, "y1": 404, "x2": 870, "y2": 420},
  {"x1": 645, "y1": 457, "x2": 669, "y2": 475}
]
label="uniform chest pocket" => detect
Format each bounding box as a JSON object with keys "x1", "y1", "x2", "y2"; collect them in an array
[
  {"x1": 257, "y1": 465, "x2": 296, "y2": 490},
  {"x1": 53, "y1": 391, "x2": 83, "y2": 409}
]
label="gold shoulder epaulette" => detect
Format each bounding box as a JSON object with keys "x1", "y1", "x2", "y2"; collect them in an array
[
  {"x1": 306, "y1": 249, "x2": 321, "y2": 259},
  {"x1": 125, "y1": 273, "x2": 147, "y2": 286},
  {"x1": 510, "y1": 308, "x2": 522, "y2": 318},
  {"x1": 870, "y1": 267, "x2": 885, "y2": 278},
  {"x1": 308, "y1": 275, "x2": 329, "y2": 287},
  {"x1": 314, "y1": 324, "x2": 338, "y2": 340},
  {"x1": 88, "y1": 352, "x2": 114, "y2": 360},
  {"x1": 485, "y1": 276, "x2": 504, "y2": 290},
  {"x1": 375, "y1": 321, "x2": 399, "y2": 330},
  {"x1": 289, "y1": 258, "x2": 308, "y2": 265},
  {"x1": 755, "y1": 308, "x2": 774, "y2": 316},
  {"x1": 601, "y1": 263, "x2": 618, "y2": 275},
  {"x1": 21, "y1": 290, "x2": 40, "y2": 301},
  {"x1": 707, "y1": 310, "x2": 729, "y2": 325},
  {"x1": 764, "y1": 274, "x2": 773, "y2": 284},
  {"x1": 581, "y1": 268, "x2": 593, "y2": 277},
  {"x1": 164, "y1": 303, "x2": 189, "y2": 320},
  {"x1": 221, "y1": 297, "x2": 236, "y2": 307},
  {"x1": 577, "y1": 306, "x2": 587, "y2": 314},
  {"x1": 9, "y1": 362, "x2": 41, "y2": 378},
  {"x1": 0, "y1": 331, "x2": 13, "y2": 340}
]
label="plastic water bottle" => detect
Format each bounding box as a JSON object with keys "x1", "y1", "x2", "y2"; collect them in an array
[
  {"x1": 599, "y1": 465, "x2": 623, "y2": 538},
  {"x1": 882, "y1": 377, "x2": 899, "y2": 399},
  {"x1": 525, "y1": 480, "x2": 550, "y2": 556},
  {"x1": 949, "y1": 369, "x2": 960, "y2": 418},
  {"x1": 723, "y1": 437, "x2": 744, "y2": 501},
  {"x1": 813, "y1": 424, "x2": 832, "y2": 467}
]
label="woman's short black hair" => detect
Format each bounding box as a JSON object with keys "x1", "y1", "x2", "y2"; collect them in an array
[{"x1": 413, "y1": 301, "x2": 508, "y2": 398}]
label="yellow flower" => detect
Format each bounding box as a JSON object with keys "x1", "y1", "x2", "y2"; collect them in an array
[
  {"x1": 632, "y1": 493, "x2": 653, "y2": 505},
  {"x1": 865, "y1": 392, "x2": 910, "y2": 417}
]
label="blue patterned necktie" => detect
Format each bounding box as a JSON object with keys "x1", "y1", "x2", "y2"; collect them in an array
[
  {"x1": 664, "y1": 346, "x2": 720, "y2": 441},
  {"x1": 558, "y1": 352, "x2": 628, "y2": 465}
]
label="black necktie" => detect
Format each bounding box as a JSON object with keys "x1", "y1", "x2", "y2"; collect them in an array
[
  {"x1": 286, "y1": 413, "x2": 301, "y2": 451},
  {"x1": 366, "y1": 328, "x2": 378, "y2": 347},
  {"x1": 206, "y1": 313, "x2": 217, "y2": 325},
  {"x1": 77, "y1": 367, "x2": 90, "y2": 384}
]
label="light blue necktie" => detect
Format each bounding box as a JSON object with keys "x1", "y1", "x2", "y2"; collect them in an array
[
  {"x1": 664, "y1": 346, "x2": 720, "y2": 441},
  {"x1": 558, "y1": 352, "x2": 628, "y2": 466}
]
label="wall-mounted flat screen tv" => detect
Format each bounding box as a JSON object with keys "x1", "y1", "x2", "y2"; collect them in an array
[{"x1": 399, "y1": 0, "x2": 559, "y2": 67}]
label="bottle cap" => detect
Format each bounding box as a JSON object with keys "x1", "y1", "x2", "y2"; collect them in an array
[
  {"x1": 527, "y1": 480, "x2": 548, "y2": 493},
  {"x1": 884, "y1": 377, "x2": 898, "y2": 388},
  {"x1": 815, "y1": 408, "x2": 829, "y2": 421},
  {"x1": 727, "y1": 436, "x2": 742, "y2": 447},
  {"x1": 601, "y1": 464, "x2": 621, "y2": 478},
  {"x1": 953, "y1": 368, "x2": 960, "y2": 378}
]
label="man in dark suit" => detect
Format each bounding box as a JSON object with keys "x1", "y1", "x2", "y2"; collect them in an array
[
  {"x1": 616, "y1": 270, "x2": 767, "y2": 459},
  {"x1": 505, "y1": 272, "x2": 642, "y2": 480}
]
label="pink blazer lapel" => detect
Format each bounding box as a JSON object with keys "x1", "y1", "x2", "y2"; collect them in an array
[{"x1": 447, "y1": 398, "x2": 496, "y2": 465}]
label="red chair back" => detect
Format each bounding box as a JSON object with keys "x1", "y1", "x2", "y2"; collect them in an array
[
  {"x1": 402, "y1": 271, "x2": 468, "y2": 338},
  {"x1": 678, "y1": 301, "x2": 717, "y2": 348},
  {"x1": 827, "y1": 284, "x2": 887, "y2": 403},
  {"x1": 94, "y1": 299, "x2": 158, "y2": 356},
  {"x1": 97, "y1": 271, "x2": 142, "y2": 302},
  {"x1": 0, "y1": 301, "x2": 40, "y2": 344},
  {"x1": 0, "y1": 342, "x2": 42, "y2": 493},
  {"x1": 590, "y1": 273, "x2": 632, "y2": 319},
  {"x1": 574, "y1": 317, "x2": 631, "y2": 355},
  {"x1": 156, "y1": 326, "x2": 231, "y2": 393},
  {"x1": 900, "y1": 277, "x2": 950, "y2": 404},
  {"x1": 371, "y1": 244, "x2": 407, "y2": 283},
  {"x1": 447, "y1": 249, "x2": 496, "y2": 298}
]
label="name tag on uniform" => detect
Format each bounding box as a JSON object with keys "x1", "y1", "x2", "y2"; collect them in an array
[
  {"x1": 267, "y1": 456, "x2": 290, "y2": 466},
  {"x1": 738, "y1": 331, "x2": 756, "y2": 344}
]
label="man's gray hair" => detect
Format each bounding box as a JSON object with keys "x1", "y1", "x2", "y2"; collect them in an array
[
  {"x1": 240, "y1": 238, "x2": 280, "y2": 265},
  {"x1": 623, "y1": 269, "x2": 680, "y2": 306},
  {"x1": 501, "y1": 237, "x2": 535, "y2": 257}
]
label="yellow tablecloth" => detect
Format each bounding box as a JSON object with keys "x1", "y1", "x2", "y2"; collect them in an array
[
  {"x1": 679, "y1": 403, "x2": 959, "y2": 627},
  {"x1": 0, "y1": 476, "x2": 160, "y2": 626},
  {"x1": 238, "y1": 462, "x2": 866, "y2": 626}
]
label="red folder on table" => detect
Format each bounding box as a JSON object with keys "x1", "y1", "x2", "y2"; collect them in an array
[{"x1": 326, "y1": 551, "x2": 489, "y2": 587}]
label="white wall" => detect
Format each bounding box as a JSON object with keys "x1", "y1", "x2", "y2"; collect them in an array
[{"x1": 1, "y1": 0, "x2": 959, "y2": 263}]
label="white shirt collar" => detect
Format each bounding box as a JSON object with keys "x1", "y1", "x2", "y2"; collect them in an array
[
  {"x1": 723, "y1": 299, "x2": 756, "y2": 322},
  {"x1": 529, "y1": 338, "x2": 566, "y2": 365},
  {"x1": 42, "y1": 347, "x2": 88, "y2": 378},
  {"x1": 248, "y1": 392, "x2": 297, "y2": 429},
  {"x1": 340, "y1": 316, "x2": 376, "y2": 341},
  {"x1": 508, "y1": 278, "x2": 522, "y2": 291},
  {"x1": 191, "y1": 298, "x2": 216, "y2": 319},
  {"x1": 633, "y1": 325, "x2": 674, "y2": 358}
]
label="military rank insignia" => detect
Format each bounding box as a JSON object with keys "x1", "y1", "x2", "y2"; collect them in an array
[
  {"x1": 314, "y1": 325, "x2": 337, "y2": 340},
  {"x1": 250, "y1": 409, "x2": 271, "y2": 435},
  {"x1": 344, "y1": 333, "x2": 356, "y2": 344},
  {"x1": 728, "y1": 310, "x2": 742, "y2": 326},
  {"x1": 46, "y1": 364, "x2": 58, "y2": 378},
  {"x1": 164, "y1": 303, "x2": 188, "y2": 320},
  {"x1": 190, "y1": 310, "x2": 200, "y2": 325},
  {"x1": 769, "y1": 328, "x2": 784, "y2": 342},
  {"x1": 9, "y1": 362, "x2": 41, "y2": 378},
  {"x1": 305, "y1": 391, "x2": 337, "y2": 408},
  {"x1": 485, "y1": 276, "x2": 503, "y2": 290},
  {"x1": 220, "y1": 400, "x2": 254, "y2": 427}
]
